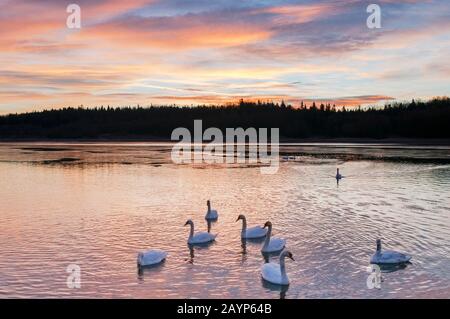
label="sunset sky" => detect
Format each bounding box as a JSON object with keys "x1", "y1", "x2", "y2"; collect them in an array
[{"x1": 1, "y1": 0, "x2": 449, "y2": 114}]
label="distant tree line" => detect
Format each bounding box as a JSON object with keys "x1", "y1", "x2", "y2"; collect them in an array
[{"x1": 0, "y1": 97, "x2": 449, "y2": 139}]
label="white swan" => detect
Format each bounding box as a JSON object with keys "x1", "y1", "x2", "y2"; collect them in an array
[
  {"x1": 261, "y1": 250, "x2": 294, "y2": 285},
  {"x1": 336, "y1": 168, "x2": 343, "y2": 180},
  {"x1": 261, "y1": 221, "x2": 286, "y2": 253},
  {"x1": 205, "y1": 200, "x2": 218, "y2": 220},
  {"x1": 137, "y1": 249, "x2": 167, "y2": 267},
  {"x1": 370, "y1": 239, "x2": 412, "y2": 264},
  {"x1": 236, "y1": 214, "x2": 267, "y2": 239},
  {"x1": 185, "y1": 219, "x2": 216, "y2": 245}
]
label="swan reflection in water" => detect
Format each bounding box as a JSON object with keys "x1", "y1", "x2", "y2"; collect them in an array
[
  {"x1": 240, "y1": 238, "x2": 247, "y2": 264},
  {"x1": 137, "y1": 259, "x2": 166, "y2": 280},
  {"x1": 186, "y1": 241, "x2": 215, "y2": 264},
  {"x1": 187, "y1": 244, "x2": 195, "y2": 264},
  {"x1": 261, "y1": 279, "x2": 290, "y2": 299},
  {"x1": 240, "y1": 236, "x2": 266, "y2": 264}
]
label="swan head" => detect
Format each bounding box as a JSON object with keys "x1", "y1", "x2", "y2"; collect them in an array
[
  {"x1": 376, "y1": 239, "x2": 382, "y2": 252},
  {"x1": 236, "y1": 214, "x2": 246, "y2": 222},
  {"x1": 287, "y1": 251, "x2": 295, "y2": 261},
  {"x1": 263, "y1": 221, "x2": 272, "y2": 229},
  {"x1": 207, "y1": 200, "x2": 211, "y2": 208},
  {"x1": 282, "y1": 250, "x2": 295, "y2": 261},
  {"x1": 184, "y1": 219, "x2": 193, "y2": 227}
]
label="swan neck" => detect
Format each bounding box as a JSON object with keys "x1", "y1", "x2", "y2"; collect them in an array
[
  {"x1": 241, "y1": 218, "x2": 247, "y2": 234},
  {"x1": 376, "y1": 240, "x2": 382, "y2": 253},
  {"x1": 280, "y1": 254, "x2": 288, "y2": 281},
  {"x1": 263, "y1": 225, "x2": 272, "y2": 248},
  {"x1": 189, "y1": 223, "x2": 194, "y2": 239}
]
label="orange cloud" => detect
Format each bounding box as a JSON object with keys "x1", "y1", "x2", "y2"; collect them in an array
[
  {"x1": 77, "y1": 17, "x2": 272, "y2": 50},
  {"x1": 0, "y1": 0, "x2": 153, "y2": 51},
  {"x1": 255, "y1": 3, "x2": 339, "y2": 25}
]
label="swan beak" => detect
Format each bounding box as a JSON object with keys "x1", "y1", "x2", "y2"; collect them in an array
[
  {"x1": 184, "y1": 221, "x2": 189, "y2": 226},
  {"x1": 290, "y1": 256, "x2": 295, "y2": 261}
]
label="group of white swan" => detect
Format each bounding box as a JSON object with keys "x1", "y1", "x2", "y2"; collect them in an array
[
  {"x1": 240, "y1": 218, "x2": 292, "y2": 285},
  {"x1": 138, "y1": 186, "x2": 413, "y2": 286},
  {"x1": 137, "y1": 200, "x2": 295, "y2": 285},
  {"x1": 138, "y1": 201, "x2": 220, "y2": 267}
]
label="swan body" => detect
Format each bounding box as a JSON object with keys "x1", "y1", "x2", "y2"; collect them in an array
[
  {"x1": 137, "y1": 249, "x2": 167, "y2": 267},
  {"x1": 370, "y1": 239, "x2": 412, "y2": 264},
  {"x1": 189, "y1": 231, "x2": 217, "y2": 245},
  {"x1": 261, "y1": 221, "x2": 286, "y2": 253},
  {"x1": 205, "y1": 200, "x2": 218, "y2": 220},
  {"x1": 261, "y1": 250, "x2": 294, "y2": 285},
  {"x1": 236, "y1": 215, "x2": 267, "y2": 239},
  {"x1": 245, "y1": 226, "x2": 268, "y2": 239},
  {"x1": 185, "y1": 219, "x2": 216, "y2": 245}
]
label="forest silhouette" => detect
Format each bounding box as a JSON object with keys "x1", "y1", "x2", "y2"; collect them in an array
[{"x1": 0, "y1": 97, "x2": 449, "y2": 139}]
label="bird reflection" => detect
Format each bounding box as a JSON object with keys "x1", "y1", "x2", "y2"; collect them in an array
[
  {"x1": 137, "y1": 260, "x2": 165, "y2": 280},
  {"x1": 137, "y1": 266, "x2": 144, "y2": 279},
  {"x1": 241, "y1": 238, "x2": 247, "y2": 253},
  {"x1": 187, "y1": 244, "x2": 195, "y2": 264},
  {"x1": 186, "y1": 241, "x2": 215, "y2": 264},
  {"x1": 261, "y1": 278, "x2": 289, "y2": 299},
  {"x1": 240, "y1": 238, "x2": 248, "y2": 264}
]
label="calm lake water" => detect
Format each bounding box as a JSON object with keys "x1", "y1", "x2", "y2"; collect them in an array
[{"x1": 0, "y1": 142, "x2": 449, "y2": 299}]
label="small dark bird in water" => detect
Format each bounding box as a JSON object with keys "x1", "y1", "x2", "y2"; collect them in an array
[{"x1": 336, "y1": 168, "x2": 343, "y2": 180}]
